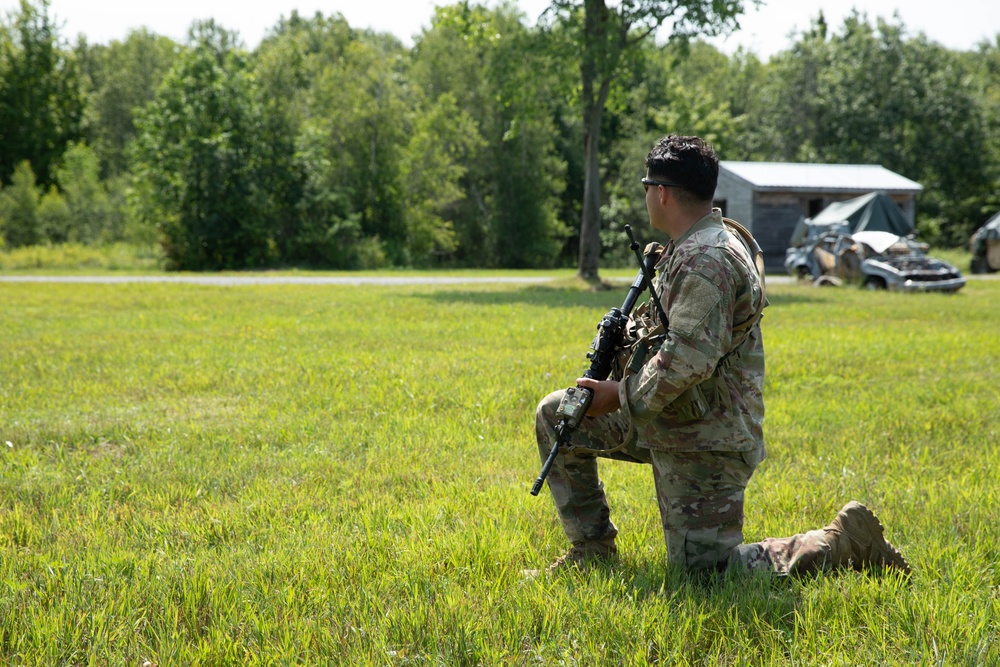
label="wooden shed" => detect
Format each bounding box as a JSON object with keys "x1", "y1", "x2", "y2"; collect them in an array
[{"x1": 713, "y1": 162, "x2": 923, "y2": 271}]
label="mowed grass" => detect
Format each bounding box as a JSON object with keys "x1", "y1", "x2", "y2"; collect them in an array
[{"x1": 1, "y1": 276, "x2": 998, "y2": 665}]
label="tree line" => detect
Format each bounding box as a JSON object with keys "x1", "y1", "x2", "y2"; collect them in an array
[{"x1": 1, "y1": 0, "x2": 998, "y2": 271}]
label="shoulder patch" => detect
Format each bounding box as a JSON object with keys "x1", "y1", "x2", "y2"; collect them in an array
[{"x1": 669, "y1": 273, "x2": 723, "y2": 338}]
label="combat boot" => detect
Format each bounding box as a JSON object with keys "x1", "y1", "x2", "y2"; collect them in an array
[
  {"x1": 523, "y1": 538, "x2": 618, "y2": 577},
  {"x1": 824, "y1": 501, "x2": 911, "y2": 575}
]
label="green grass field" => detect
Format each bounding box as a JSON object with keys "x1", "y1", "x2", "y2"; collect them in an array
[{"x1": 1, "y1": 275, "x2": 998, "y2": 665}]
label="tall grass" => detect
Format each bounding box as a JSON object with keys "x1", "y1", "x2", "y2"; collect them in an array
[
  {"x1": 1, "y1": 277, "x2": 997, "y2": 665},
  {"x1": 0, "y1": 243, "x2": 164, "y2": 272}
]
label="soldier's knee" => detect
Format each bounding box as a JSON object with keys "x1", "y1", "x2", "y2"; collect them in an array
[{"x1": 536, "y1": 390, "x2": 564, "y2": 426}]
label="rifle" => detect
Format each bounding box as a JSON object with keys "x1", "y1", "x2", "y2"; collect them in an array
[{"x1": 530, "y1": 226, "x2": 667, "y2": 496}]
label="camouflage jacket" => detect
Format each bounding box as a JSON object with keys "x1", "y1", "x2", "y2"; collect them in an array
[{"x1": 616, "y1": 209, "x2": 767, "y2": 452}]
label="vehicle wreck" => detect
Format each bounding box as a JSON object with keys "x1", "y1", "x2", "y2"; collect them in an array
[
  {"x1": 970, "y1": 211, "x2": 1000, "y2": 274},
  {"x1": 784, "y1": 192, "x2": 965, "y2": 293}
]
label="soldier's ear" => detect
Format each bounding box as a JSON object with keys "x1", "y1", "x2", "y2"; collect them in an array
[{"x1": 658, "y1": 185, "x2": 672, "y2": 206}]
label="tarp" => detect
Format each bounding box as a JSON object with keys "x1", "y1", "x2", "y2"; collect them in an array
[
  {"x1": 808, "y1": 191, "x2": 915, "y2": 236},
  {"x1": 970, "y1": 211, "x2": 1000, "y2": 272},
  {"x1": 788, "y1": 191, "x2": 915, "y2": 248},
  {"x1": 978, "y1": 211, "x2": 1000, "y2": 240}
]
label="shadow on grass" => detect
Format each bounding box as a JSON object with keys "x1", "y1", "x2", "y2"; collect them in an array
[
  {"x1": 555, "y1": 561, "x2": 803, "y2": 645},
  {"x1": 417, "y1": 284, "x2": 833, "y2": 309},
  {"x1": 415, "y1": 284, "x2": 634, "y2": 309},
  {"x1": 586, "y1": 558, "x2": 911, "y2": 637}
]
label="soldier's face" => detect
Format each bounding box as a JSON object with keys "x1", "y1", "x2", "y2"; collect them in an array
[{"x1": 645, "y1": 170, "x2": 669, "y2": 234}]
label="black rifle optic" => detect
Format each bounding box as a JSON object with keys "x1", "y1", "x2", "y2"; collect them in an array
[{"x1": 530, "y1": 225, "x2": 665, "y2": 496}]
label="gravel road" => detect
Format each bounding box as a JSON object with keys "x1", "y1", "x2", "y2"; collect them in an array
[
  {"x1": 0, "y1": 275, "x2": 558, "y2": 286},
  {"x1": 0, "y1": 274, "x2": 797, "y2": 286}
]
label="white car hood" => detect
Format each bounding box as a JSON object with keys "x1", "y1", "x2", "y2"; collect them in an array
[{"x1": 852, "y1": 231, "x2": 901, "y2": 254}]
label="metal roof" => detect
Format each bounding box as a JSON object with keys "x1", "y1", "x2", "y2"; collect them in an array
[{"x1": 720, "y1": 161, "x2": 923, "y2": 194}]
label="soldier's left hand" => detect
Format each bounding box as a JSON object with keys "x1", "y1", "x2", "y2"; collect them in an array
[{"x1": 575, "y1": 378, "x2": 621, "y2": 417}]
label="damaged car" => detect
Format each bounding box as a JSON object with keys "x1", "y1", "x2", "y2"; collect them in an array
[
  {"x1": 852, "y1": 231, "x2": 966, "y2": 293},
  {"x1": 969, "y1": 211, "x2": 1000, "y2": 274},
  {"x1": 785, "y1": 191, "x2": 965, "y2": 293},
  {"x1": 784, "y1": 230, "x2": 863, "y2": 285},
  {"x1": 785, "y1": 228, "x2": 966, "y2": 293}
]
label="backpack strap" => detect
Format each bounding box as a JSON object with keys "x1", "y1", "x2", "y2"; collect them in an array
[
  {"x1": 718, "y1": 217, "x2": 768, "y2": 368},
  {"x1": 723, "y1": 218, "x2": 766, "y2": 294}
]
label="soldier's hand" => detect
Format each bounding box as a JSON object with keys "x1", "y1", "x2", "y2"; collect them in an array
[{"x1": 575, "y1": 378, "x2": 621, "y2": 417}]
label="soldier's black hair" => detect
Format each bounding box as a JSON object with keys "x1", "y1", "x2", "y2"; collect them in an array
[{"x1": 644, "y1": 135, "x2": 719, "y2": 204}]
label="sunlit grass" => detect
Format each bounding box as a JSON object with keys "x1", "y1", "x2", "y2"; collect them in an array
[
  {"x1": 0, "y1": 242, "x2": 165, "y2": 272},
  {"x1": 1, "y1": 278, "x2": 997, "y2": 664}
]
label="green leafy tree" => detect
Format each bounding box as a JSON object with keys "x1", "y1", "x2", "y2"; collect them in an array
[
  {"x1": 54, "y1": 142, "x2": 117, "y2": 243},
  {"x1": 296, "y1": 30, "x2": 411, "y2": 265},
  {"x1": 290, "y1": 153, "x2": 371, "y2": 269},
  {"x1": 761, "y1": 12, "x2": 991, "y2": 245},
  {"x1": 487, "y1": 8, "x2": 570, "y2": 268},
  {"x1": 76, "y1": 29, "x2": 180, "y2": 177},
  {"x1": 411, "y1": 2, "x2": 569, "y2": 268},
  {"x1": 709, "y1": 47, "x2": 772, "y2": 161},
  {"x1": 541, "y1": 0, "x2": 757, "y2": 283},
  {"x1": 964, "y1": 36, "x2": 1000, "y2": 227},
  {"x1": 0, "y1": 161, "x2": 42, "y2": 246},
  {"x1": 255, "y1": 12, "x2": 428, "y2": 268},
  {"x1": 658, "y1": 41, "x2": 764, "y2": 158},
  {"x1": 252, "y1": 11, "x2": 360, "y2": 267},
  {"x1": 258, "y1": 10, "x2": 355, "y2": 72},
  {"x1": 132, "y1": 21, "x2": 272, "y2": 270},
  {"x1": 0, "y1": 0, "x2": 86, "y2": 186},
  {"x1": 598, "y1": 39, "x2": 741, "y2": 263},
  {"x1": 247, "y1": 29, "x2": 304, "y2": 265},
  {"x1": 37, "y1": 184, "x2": 70, "y2": 242},
  {"x1": 400, "y1": 93, "x2": 485, "y2": 264}
]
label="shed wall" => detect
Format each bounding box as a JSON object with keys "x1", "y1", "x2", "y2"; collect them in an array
[
  {"x1": 713, "y1": 171, "x2": 754, "y2": 231},
  {"x1": 715, "y1": 164, "x2": 920, "y2": 274},
  {"x1": 754, "y1": 194, "x2": 804, "y2": 271}
]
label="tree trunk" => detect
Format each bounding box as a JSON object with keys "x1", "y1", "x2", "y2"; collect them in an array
[
  {"x1": 576, "y1": 0, "x2": 614, "y2": 286},
  {"x1": 577, "y1": 101, "x2": 603, "y2": 283}
]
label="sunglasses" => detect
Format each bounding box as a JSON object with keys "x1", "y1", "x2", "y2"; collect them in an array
[{"x1": 641, "y1": 177, "x2": 682, "y2": 193}]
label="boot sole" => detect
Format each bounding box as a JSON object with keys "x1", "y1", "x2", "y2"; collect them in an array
[{"x1": 845, "y1": 502, "x2": 912, "y2": 576}]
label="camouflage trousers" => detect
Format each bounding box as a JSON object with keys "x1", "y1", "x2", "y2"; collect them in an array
[{"x1": 535, "y1": 389, "x2": 838, "y2": 575}]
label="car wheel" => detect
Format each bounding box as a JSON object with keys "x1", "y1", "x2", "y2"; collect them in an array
[
  {"x1": 971, "y1": 256, "x2": 987, "y2": 274},
  {"x1": 863, "y1": 276, "x2": 887, "y2": 290}
]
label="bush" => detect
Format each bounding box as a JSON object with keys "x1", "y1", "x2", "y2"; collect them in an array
[
  {"x1": 38, "y1": 186, "x2": 72, "y2": 243},
  {"x1": 0, "y1": 242, "x2": 164, "y2": 271},
  {"x1": 55, "y1": 143, "x2": 116, "y2": 244},
  {"x1": 0, "y1": 161, "x2": 42, "y2": 247}
]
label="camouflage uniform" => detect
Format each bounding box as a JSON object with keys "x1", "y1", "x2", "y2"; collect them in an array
[{"x1": 537, "y1": 210, "x2": 885, "y2": 576}]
